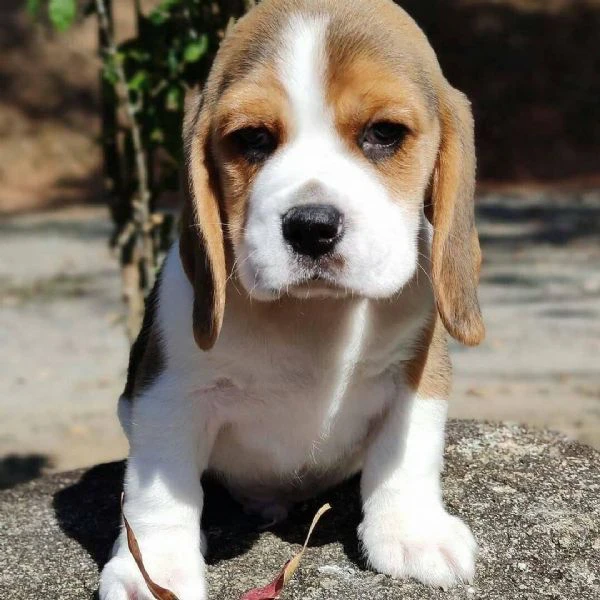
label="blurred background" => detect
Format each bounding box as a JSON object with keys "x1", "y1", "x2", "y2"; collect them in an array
[{"x1": 1, "y1": 0, "x2": 599, "y2": 489}]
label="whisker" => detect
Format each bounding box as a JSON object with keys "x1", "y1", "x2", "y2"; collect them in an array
[
  {"x1": 416, "y1": 262, "x2": 434, "y2": 288},
  {"x1": 226, "y1": 249, "x2": 258, "y2": 284}
]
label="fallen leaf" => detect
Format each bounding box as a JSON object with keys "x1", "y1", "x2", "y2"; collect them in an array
[
  {"x1": 122, "y1": 496, "x2": 331, "y2": 600},
  {"x1": 122, "y1": 495, "x2": 181, "y2": 600},
  {"x1": 240, "y1": 503, "x2": 332, "y2": 600}
]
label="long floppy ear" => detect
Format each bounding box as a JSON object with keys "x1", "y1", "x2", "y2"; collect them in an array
[
  {"x1": 429, "y1": 86, "x2": 485, "y2": 346},
  {"x1": 179, "y1": 89, "x2": 227, "y2": 351}
]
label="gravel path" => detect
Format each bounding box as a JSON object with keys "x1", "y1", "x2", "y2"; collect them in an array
[
  {"x1": 3, "y1": 422, "x2": 599, "y2": 600},
  {"x1": 1, "y1": 191, "x2": 599, "y2": 485}
]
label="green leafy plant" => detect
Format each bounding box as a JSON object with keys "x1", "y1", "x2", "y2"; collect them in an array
[
  {"x1": 27, "y1": 0, "x2": 253, "y2": 338},
  {"x1": 49, "y1": 0, "x2": 78, "y2": 30}
]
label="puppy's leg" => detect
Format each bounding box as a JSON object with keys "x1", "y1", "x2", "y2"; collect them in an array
[
  {"x1": 99, "y1": 376, "x2": 215, "y2": 600},
  {"x1": 359, "y1": 329, "x2": 476, "y2": 588}
]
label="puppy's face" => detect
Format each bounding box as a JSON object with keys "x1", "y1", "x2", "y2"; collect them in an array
[
  {"x1": 181, "y1": 0, "x2": 484, "y2": 350},
  {"x1": 213, "y1": 14, "x2": 439, "y2": 301}
]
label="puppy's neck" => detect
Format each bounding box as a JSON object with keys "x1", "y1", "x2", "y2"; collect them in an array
[{"x1": 218, "y1": 271, "x2": 435, "y2": 365}]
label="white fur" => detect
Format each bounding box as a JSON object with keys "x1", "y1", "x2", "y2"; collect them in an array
[
  {"x1": 236, "y1": 15, "x2": 419, "y2": 301},
  {"x1": 100, "y1": 366, "x2": 212, "y2": 599},
  {"x1": 100, "y1": 14, "x2": 473, "y2": 600},
  {"x1": 359, "y1": 396, "x2": 477, "y2": 588}
]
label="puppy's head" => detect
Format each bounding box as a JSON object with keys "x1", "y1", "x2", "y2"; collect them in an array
[{"x1": 180, "y1": 0, "x2": 484, "y2": 350}]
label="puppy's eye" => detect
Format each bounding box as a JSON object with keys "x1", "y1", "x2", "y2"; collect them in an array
[
  {"x1": 360, "y1": 121, "x2": 408, "y2": 160},
  {"x1": 364, "y1": 122, "x2": 407, "y2": 146},
  {"x1": 232, "y1": 126, "x2": 277, "y2": 163}
]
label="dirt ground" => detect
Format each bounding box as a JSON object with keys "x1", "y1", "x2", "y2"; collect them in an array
[{"x1": 1, "y1": 189, "x2": 599, "y2": 487}]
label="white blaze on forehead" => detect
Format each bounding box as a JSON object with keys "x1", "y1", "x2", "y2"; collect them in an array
[
  {"x1": 237, "y1": 13, "x2": 420, "y2": 301},
  {"x1": 278, "y1": 14, "x2": 332, "y2": 135}
]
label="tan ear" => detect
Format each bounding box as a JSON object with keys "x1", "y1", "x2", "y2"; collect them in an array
[
  {"x1": 179, "y1": 89, "x2": 227, "y2": 351},
  {"x1": 429, "y1": 86, "x2": 485, "y2": 346}
]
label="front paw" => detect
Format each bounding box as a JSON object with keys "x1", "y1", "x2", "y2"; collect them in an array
[
  {"x1": 99, "y1": 533, "x2": 207, "y2": 600},
  {"x1": 358, "y1": 504, "x2": 477, "y2": 589}
]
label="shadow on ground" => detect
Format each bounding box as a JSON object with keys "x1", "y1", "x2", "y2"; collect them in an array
[
  {"x1": 476, "y1": 192, "x2": 600, "y2": 248},
  {"x1": 0, "y1": 453, "x2": 52, "y2": 489},
  {"x1": 52, "y1": 461, "x2": 365, "y2": 588}
]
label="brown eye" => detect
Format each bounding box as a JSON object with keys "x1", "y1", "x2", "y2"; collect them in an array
[
  {"x1": 232, "y1": 126, "x2": 277, "y2": 163},
  {"x1": 360, "y1": 121, "x2": 408, "y2": 160}
]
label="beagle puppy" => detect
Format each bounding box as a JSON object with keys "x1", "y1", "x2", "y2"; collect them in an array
[{"x1": 100, "y1": 0, "x2": 484, "y2": 597}]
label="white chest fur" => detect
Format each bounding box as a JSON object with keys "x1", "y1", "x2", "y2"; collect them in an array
[{"x1": 157, "y1": 245, "x2": 433, "y2": 499}]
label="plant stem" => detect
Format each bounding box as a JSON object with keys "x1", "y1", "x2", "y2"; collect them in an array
[{"x1": 95, "y1": 0, "x2": 156, "y2": 340}]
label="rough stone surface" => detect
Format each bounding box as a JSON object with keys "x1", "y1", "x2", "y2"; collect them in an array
[{"x1": 1, "y1": 421, "x2": 599, "y2": 600}]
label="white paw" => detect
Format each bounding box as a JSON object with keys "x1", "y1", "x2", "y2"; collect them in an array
[
  {"x1": 359, "y1": 505, "x2": 477, "y2": 589},
  {"x1": 99, "y1": 532, "x2": 207, "y2": 600}
]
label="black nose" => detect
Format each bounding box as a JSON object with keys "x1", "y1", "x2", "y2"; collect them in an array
[{"x1": 282, "y1": 204, "x2": 344, "y2": 258}]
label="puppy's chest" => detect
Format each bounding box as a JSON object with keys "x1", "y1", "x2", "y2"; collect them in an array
[
  {"x1": 187, "y1": 290, "x2": 429, "y2": 491},
  {"x1": 202, "y1": 339, "x2": 400, "y2": 482}
]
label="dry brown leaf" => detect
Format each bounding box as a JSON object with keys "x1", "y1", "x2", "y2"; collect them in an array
[
  {"x1": 240, "y1": 503, "x2": 332, "y2": 600},
  {"x1": 121, "y1": 496, "x2": 332, "y2": 600},
  {"x1": 122, "y1": 494, "x2": 181, "y2": 600}
]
